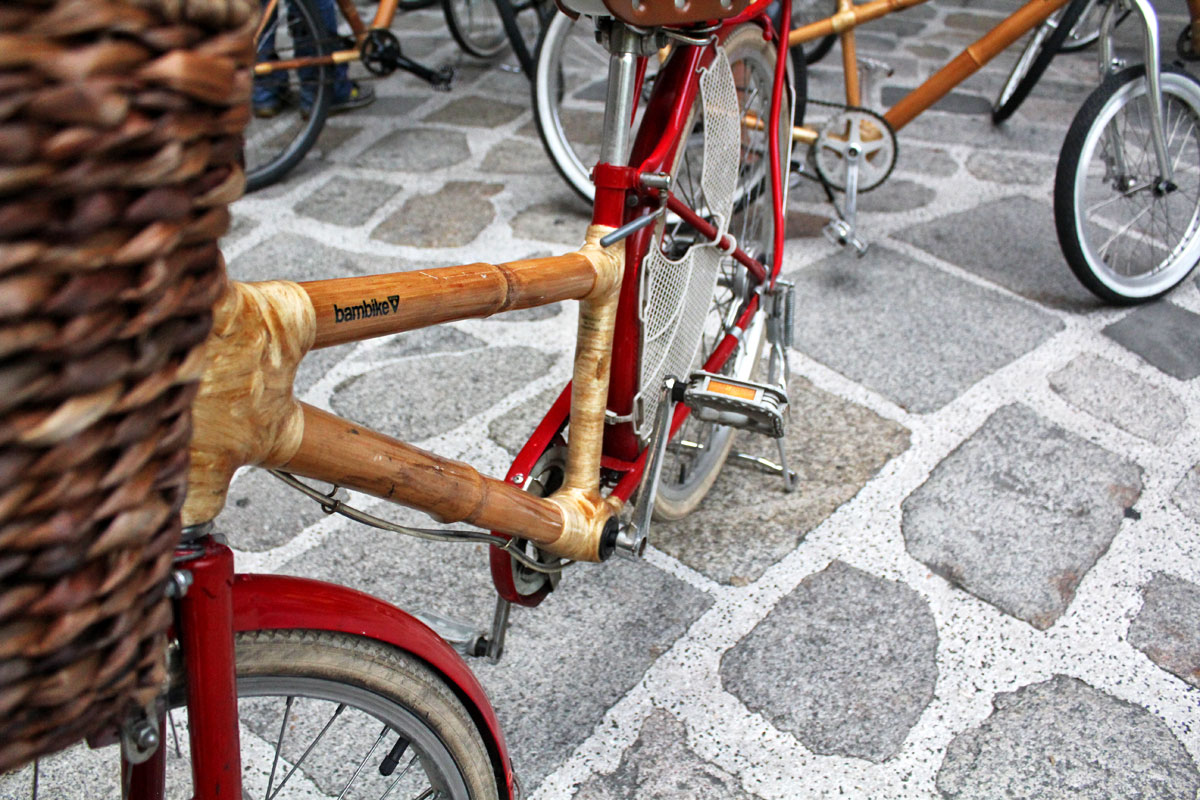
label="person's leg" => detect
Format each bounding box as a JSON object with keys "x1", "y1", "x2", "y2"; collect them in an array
[{"x1": 253, "y1": 0, "x2": 288, "y2": 116}]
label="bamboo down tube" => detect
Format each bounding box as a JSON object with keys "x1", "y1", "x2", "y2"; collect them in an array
[
  {"x1": 884, "y1": 0, "x2": 1069, "y2": 130},
  {"x1": 183, "y1": 228, "x2": 626, "y2": 561}
]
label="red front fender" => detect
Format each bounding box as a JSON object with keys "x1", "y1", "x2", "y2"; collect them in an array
[{"x1": 232, "y1": 573, "x2": 515, "y2": 799}]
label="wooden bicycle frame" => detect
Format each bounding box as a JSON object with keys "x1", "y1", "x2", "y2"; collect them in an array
[
  {"x1": 784, "y1": 0, "x2": 1073, "y2": 139},
  {"x1": 252, "y1": 0, "x2": 411, "y2": 76},
  {"x1": 188, "y1": 0, "x2": 791, "y2": 566}
]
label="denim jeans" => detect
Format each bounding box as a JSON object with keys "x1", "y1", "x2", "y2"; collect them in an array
[{"x1": 253, "y1": 0, "x2": 352, "y2": 109}]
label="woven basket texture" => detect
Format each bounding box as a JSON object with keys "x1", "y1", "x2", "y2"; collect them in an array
[{"x1": 0, "y1": 0, "x2": 253, "y2": 772}]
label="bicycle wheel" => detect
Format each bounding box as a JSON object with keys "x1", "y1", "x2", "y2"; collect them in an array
[
  {"x1": 497, "y1": 0, "x2": 553, "y2": 77},
  {"x1": 443, "y1": 0, "x2": 508, "y2": 59},
  {"x1": 532, "y1": 13, "x2": 633, "y2": 202},
  {"x1": 1054, "y1": 66, "x2": 1200, "y2": 303},
  {"x1": 533, "y1": 14, "x2": 803, "y2": 203},
  {"x1": 991, "y1": 0, "x2": 1089, "y2": 124},
  {"x1": 642, "y1": 24, "x2": 786, "y2": 519},
  {"x1": 245, "y1": 0, "x2": 333, "y2": 192},
  {"x1": 166, "y1": 630, "x2": 499, "y2": 799},
  {"x1": 793, "y1": 0, "x2": 837, "y2": 64}
]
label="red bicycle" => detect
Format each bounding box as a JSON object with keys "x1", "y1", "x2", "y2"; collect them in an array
[{"x1": 20, "y1": 0, "x2": 798, "y2": 795}]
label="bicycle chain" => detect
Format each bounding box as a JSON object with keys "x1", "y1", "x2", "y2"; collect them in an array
[{"x1": 800, "y1": 99, "x2": 899, "y2": 195}]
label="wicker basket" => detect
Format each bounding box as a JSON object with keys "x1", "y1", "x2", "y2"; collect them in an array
[{"x1": 0, "y1": 0, "x2": 254, "y2": 772}]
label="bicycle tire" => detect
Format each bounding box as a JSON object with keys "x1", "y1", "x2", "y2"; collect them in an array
[
  {"x1": 991, "y1": 0, "x2": 1089, "y2": 124},
  {"x1": 793, "y1": 0, "x2": 837, "y2": 64},
  {"x1": 641, "y1": 23, "x2": 785, "y2": 519},
  {"x1": 245, "y1": 0, "x2": 333, "y2": 192},
  {"x1": 496, "y1": 0, "x2": 553, "y2": 78},
  {"x1": 397, "y1": 0, "x2": 443, "y2": 9},
  {"x1": 443, "y1": 0, "x2": 509, "y2": 59},
  {"x1": 533, "y1": 14, "x2": 804, "y2": 203},
  {"x1": 166, "y1": 629, "x2": 499, "y2": 799},
  {"x1": 1054, "y1": 65, "x2": 1200, "y2": 303}
]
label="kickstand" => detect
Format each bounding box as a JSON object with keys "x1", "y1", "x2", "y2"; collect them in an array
[{"x1": 486, "y1": 596, "x2": 511, "y2": 663}]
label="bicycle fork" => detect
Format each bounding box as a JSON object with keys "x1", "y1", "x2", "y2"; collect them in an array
[{"x1": 1102, "y1": 0, "x2": 1175, "y2": 187}]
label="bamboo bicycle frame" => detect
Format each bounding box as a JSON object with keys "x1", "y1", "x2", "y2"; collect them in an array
[
  {"x1": 785, "y1": 0, "x2": 1073, "y2": 136},
  {"x1": 186, "y1": 6, "x2": 790, "y2": 567},
  {"x1": 251, "y1": 0, "x2": 409, "y2": 76}
]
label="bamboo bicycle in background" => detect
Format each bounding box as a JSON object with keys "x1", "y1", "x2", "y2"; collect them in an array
[
  {"x1": 536, "y1": 0, "x2": 1200, "y2": 302},
  {"x1": 247, "y1": 0, "x2": 549, "y2": 191}
]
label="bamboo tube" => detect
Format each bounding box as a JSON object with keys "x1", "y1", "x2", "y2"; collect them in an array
[
  {"x1": 281, "y1": 404, "x2": 582, "y2": 551},
  {"x1": 885, "y1": 0, "x2": 1068, "y2": 130},
  {"x1": 840, "y1": 0, "x2": 861, "y2": 107},
  {"x1": 787, "y1": 0, "x2": 928, "y2": 46},
  {"x1": 182, "y1": 280, "x2": 316, "y2": 526},
  {"x1": 301, "y1": 254, "x2": 600, "y2": 350}
]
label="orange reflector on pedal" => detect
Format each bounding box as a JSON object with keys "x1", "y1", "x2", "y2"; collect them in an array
[{"x1": 705, "y1": 379, "x2": 757, "y2": 400}]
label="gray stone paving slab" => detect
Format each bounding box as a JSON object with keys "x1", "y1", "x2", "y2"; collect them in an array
[
  {"x1": 218, "y1": 468, "x2": 331, "y2": 551},
  {"x1": 1171, "y1": 464, "x2": 1200, "y2": 523},
  {"x1": 295, "y1": 342, "x2": 356, "y2": 397},
  {"x1": 295, "y1": 176, "x2": 401, "y2": 227},
  {"x1": 573, "y1": 711, "x2": 763, "y2": 800},
  {"x1": 510, "y1": 200, "x2": 594, "y2": 245},
  {"x1": 894, "y1": 195, "x2": 1101, "y2": 311},
  {"x1": 856, "y1": 177, "x2": 936, "y2": 214},
  {"x1": 330, "y1": 345, "x2": 553, "y2": 440},
  {"x1": 276, "y1": 524, "x2": 713, "y2": 787},
  {"x1": 356, "y1": 128, "x2": 472, "y2": 171},
  {"x1": 352, "y1": 94, "x2": 430, "y2": 118},
  {"x1": 309, "y1": 123, "x2": 362, "y2": 160},
  {"x1": 488, "y1": 386, "x2": 563, "y2": 456},
  {"x1": 482, "y1": 139, "x2": 557, "y2": 174},
  {"x1": 1103, "y1": 302, "x2": 1200, "y2": 381},
  {"x1": 788, "y1": 246, "x2": 1063, "y2": 413},
  {"x1": 899, "y1": 144, "x2": 959, "y2": 178},
  {"x1": 230, "y1": 233, "x2": 390, "y2": 281},
  {"x1": 1129, "y1": 572, "x2": 1200, "y2": 689},
  {"x1": 900, "y1": 114, "x2": 1067, "y2": 157},
  {"x1": 1049, "y1": 353, "x2": 1186, "y2": 445},
  {"x1": 936, "y1": 675, "x2": 1200, "y2": 799},
  {"x1": 881, "y1": 86, "x2": 992, "y2": 116},
  {"x1": 722, "y1": 561, "x2": 938, "y2": 762},
  {"x1": 903, "y1": 404, "x2": 1143, "y2": 629},
  {"x1": 423, "y1": 95, "x2": 526, "y2": 127},
  {"x1": 372, "y1": 181, "x2": 503, "y2": 248},
  {"x1": 653, "y1": 377, "x2": 910, "y2": 584},
  {"x1": 386, "y1": 325, "x2": 486, "y2": 357},
  {"x1": 964, "y1": 150, "x2": 1056, "y2": 185}
]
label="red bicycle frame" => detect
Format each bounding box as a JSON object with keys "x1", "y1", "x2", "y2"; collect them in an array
[
  {"x1": 125, "y1": 536, "x2": 517, "y2": 800},
  {"x1": 492, "y1": 2, "x2": 791, "y2": 604}
]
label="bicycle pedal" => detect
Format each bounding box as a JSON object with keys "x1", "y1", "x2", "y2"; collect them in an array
[
  {"x1": 823, "y1": 219, "x2": 869, "y2": 256},
  {"x1": 858, "y1": 56, "x2": 894, "y2": 78},
  {"x1": 682, "y1": 372, "x2": 788, "y2": 439}
]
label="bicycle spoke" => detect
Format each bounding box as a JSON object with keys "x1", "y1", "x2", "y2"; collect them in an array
[
  {"x1": 266, "y1": 695, "x2": 296, "y2": 800},
  {"x1": 377, "y1": 754, "x2": 420, "y2": 799},
  {"x1": 334, "y1": 725, "x2": 390, "y2": 800},
  {"x1": 268, "y1": 702, "x2": 347, "y2": 800}
]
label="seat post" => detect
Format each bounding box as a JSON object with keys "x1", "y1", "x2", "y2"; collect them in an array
[{"x1": 598, "y1": 23, "x2": 645, "y2": 168}]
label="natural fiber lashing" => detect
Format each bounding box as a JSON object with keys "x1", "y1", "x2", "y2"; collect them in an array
[{"x1": 0, "y1": 0, "x2": 253, "y2": 772}]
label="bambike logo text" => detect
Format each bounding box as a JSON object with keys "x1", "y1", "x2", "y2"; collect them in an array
[{"x1": 333, "y1": 296, "x2": 402, "y2": 323}]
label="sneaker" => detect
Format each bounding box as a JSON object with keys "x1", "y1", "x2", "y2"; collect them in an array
[
  {"x1": 329, "y1": 82, "x2": 376, "y2": 115},
  {"x1": 253, "y1": 97, "x2": 286, "y2": 118}
]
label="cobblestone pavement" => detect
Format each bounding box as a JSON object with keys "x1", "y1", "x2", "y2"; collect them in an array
[{"x1": 8, "y1": 1, "x2": 1200, "y2": 798}]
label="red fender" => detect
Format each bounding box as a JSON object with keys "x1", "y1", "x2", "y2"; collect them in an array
[{"x1": 232, "y1": 573, "x2": 515, "y2": 800}]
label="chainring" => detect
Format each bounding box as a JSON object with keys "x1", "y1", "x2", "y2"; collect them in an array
[
  {"x1": 509, "y1": 441, "x2": 567, "y2": 597},
  {"x1": 812, "y1": 106, "x2": 897, "y2": 193}
]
